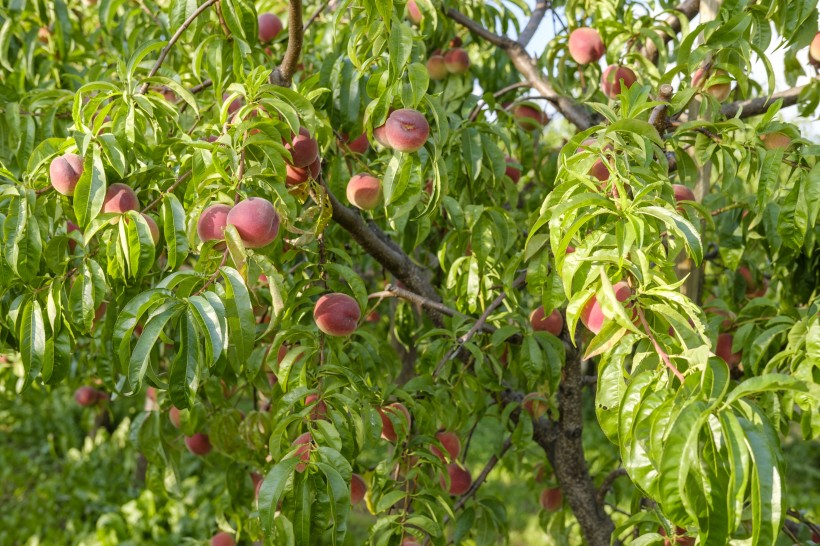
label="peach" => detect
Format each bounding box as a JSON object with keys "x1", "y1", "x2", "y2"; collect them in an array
[
  {"x1": 197, "y1": 203, "x2": 232, "y2": 242},
  {"x1": 601, "y1": 65, "x2": 637, "y2": 98},
  {"x1": 691, "y1": 67, "x2": 731, "y2": 101},
  {"x1": 285, "y1": 158, "x2": 321, "y2": 186},
  {"x1": 529, "y1": 307, "x2": 563, "y2": 336},
  {"x1": 74, "y1": 386, "x2": 99, "y2": 407},
  {"x1": 313, "y1": 293, "x2": 361, "y2": 336},
  {"x1": 67, "y1": 221, "x2": 80, "y2": 251},
  {"x1": 522, "y1": 392, "x2": 548, "y2": 419},
  {"x1": 568, "y1": 28, "x2": 605, "y2": 65},
  {"x1": 292, "y1": 432, "x2": 312, "y2": 472},
  {"x1": 373, "y1": 123, "x2": 391, "y2": 148},
  {"x1": 284, "y1": 127, "x2": 319, "y2": 168},
  {"x1": 350, "y1": 473, "x2": 367, "y2": 504},
  {"x1": 346, "y1": 133, "x2": 369, "y2": 154},
  {"x1": 185, "y1": 433, "x2": 212, "y2": 456},
  {"x1": 512, "y1": 103, "x2": 548, "y2": 131},
  {"x1": 210, "y1": 531, "x2": 235, "y2": 546},
  {"x1": 407, "y1": 0, "x2": 422, "y2": 24},
  {"x1": 589, "y1": 159, "x2": 610, "y2": 181},
  {"x1": 505, "y1": 156, "x2": 521, "y2": 183},
  {"x1": 366, "y1": 310, "x2": 380, "y2": 322},
  {"x1": 94, "y1": 303, "x2": 107, "y2": 322},
  {"x1": 305, "y1": 393, "x2": 327, "y2": 420},
  {"x1": 223, "y1": 93, "x2": 242, "y2": 115},
  {"x1": 811, "y1": 32, "x2": 820, "y2": 67},
  {"x1": 737, "y1": 266, "x2": 756, "y2": 295},
  {"x1": 38, "y1": 26, "x2": 50, "y2": 43},
  {"x1": 716, "y1": 333, "x2": 741, "y2": 368},
  {"x1": 141, "y1": 213, "x2": 160, "y2": 244},
  {"x1": 431, "y1": 431, "x2": 461, "y2": 462},
  {"x1": 379, "y1": 402, "x2": 411, "y2": 442},
  {"x1": 659, "y1": 526, "x2": 695, "y2": 546},
  {"x1": 169, "y1": 406, "x2": 181, "y2": 428},
  {"x1": 580, "y1": 281, "x2": 632, "y2": 334},
  {"x1": 444, "y1": 48, "x2": 470, "y2": 74},
  {"x1": 50, "y1": 153, "x2": 84, "y2": 196},
  {"x1": 346, "y1": 173, "x2": 382, "y2": 210},
  {"x1": 226, "y1": 197, "x2": 280, "y2": 248},
  {"x1": 384, "y1": 109, "x2": 430, "y2": 152},
  {"x1": 258, "y1": 13, "x2": 283, "y2": 43},
  {"x1": 565, "y1": 246, "x2": 575, "y2": 254},
  {"x1": 427, "y1": 54, "x2": 448, "y2": 80},
  {"x1": 103, "y1": 183, "x2": 139, "y2": 214},
  {"x1": 450, "y1": 36, "x2": 463, "y2": 48},
  {"x1": 673, "y1": 184, "x2": 695, "y2": 205},
  {"x1": 440, "y1": 463, "x2": 471, "y2": 495},
  {"x1": 760, "y1": 132, "x2": 791, "y2": 150},
  {"x1": 540, "y1": 487, "x2": 563, "y2": 511},
  {"x1": 402, "y1": 538, "x2": 422, "y2": 546}
]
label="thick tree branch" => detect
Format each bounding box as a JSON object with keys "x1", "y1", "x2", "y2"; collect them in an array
[
  {"x1": 270, "y1": 0, "x2": 304, "y2": 86},
  {"x1": 649, "y1": 84, "x2": 674, "y2": 132},
  {"x1": 720, "y1": 84, "x2": 809, "y2": 118},
  {"x1": 518, "y1": 0, "x2": 549, "y2": 47},
  {"x1": 641, "y1": 0, "x2": 701, "y2": 63},
  {"x1": 137, "y1": 0, "x2": 218, "y2": 95},
  {"x1": 446, "y1": 8, "x2": 596, "y2": 130}
]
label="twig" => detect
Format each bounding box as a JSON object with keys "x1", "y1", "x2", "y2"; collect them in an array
[
  {"x1": 190, "y1": 79, "x2": 213, "y2": 94},
  {"x1": 140, "y1": 170, "x2": 192, "y2": 213},
  {"x1": 137, "y1": 0, "x2": 218, "y2": 95},
  {"x1": 648, "y1": 84, "x2": 674, "y2": 133},
  {"x1": 303, "y1": 0, "x2": 329, "y2": 30},
  {"x1": 720, "y1": 84, "x2": 810, "y2": 119},
  {"x1": 454, "y1": 437, "x2": 512, "y2": 510},
  {"x1": 786, "y1": 508, "x2": 820, "y2": 535},
  {"x1": 517, "y1": 0, "x2": 549, "y2": 47},
  {"x1": 378, "y1": 286, "x2": 469, "y2": 322},
  {"x1": 468, "y1": 81, "x2": 531, "y2": 122},
  {"x1": 270, "y1": 0, "x2": 304, "y2": 86},
  {"x1": 194, "y1": 250, "x2": 229, "y2": 295},
  {"x1": 596, "y1": 468, "x2": 627, "y2": 504},
  {"x1": 636, "y1": 307, "x2": 686, "y2": 383},
  {"x1": 641, "y1": 0, "x2": 701, "y2": 63}
]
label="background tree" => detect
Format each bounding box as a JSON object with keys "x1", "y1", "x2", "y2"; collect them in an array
[{"x1": 1, "y1": 0, "x2": 819, "y2": 545}]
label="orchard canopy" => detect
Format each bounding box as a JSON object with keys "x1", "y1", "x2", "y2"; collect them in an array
[{"x1": 1, "y1": 0, "x2": 820, "y2": 544}]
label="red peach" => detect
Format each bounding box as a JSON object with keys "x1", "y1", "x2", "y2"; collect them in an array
[
  {"x1": 529, "y1": 307, "x2": 563, "y2": 336},
  {"x1": 691, "y1": 67, "x2": 731, "y2": 102},
  {"x1": 379, "y1": 402, "x2": 411, "y2": 442},
  {"x1": 169, "y1": 406, "x2": 181, "y2": 428},
  {"x1": 258, "y1": 13, "x2": 283, "y2": 43},
  {"x1": 346, "y1": 173, "x2": 383, "y2": 210},
  {"x1": 284, "y1": 127, "x2": 319, "y2": 168},
  {"x1": 103, "y1": 183, "x2": 139, "y2": 214},
  {"x1": 673, "y1": 184, "x2": 695, "y2": 205},
  {"x1": 350, "y1": 473, "x2": 367, "y2": 504},
  {"x1": 285, "y1": 158, "x2": 321, "y2": 186},
  {"x1": 505, "y1": 156, "x2": 521, "y2": 183},
  {"x1": 185, "y1": 433, "x2": 212, "y2": 456},
  {"x1": 226, "y1": 197, "x2": 280, "y2": 248},
  {"x1": 402, "y1": 538, "x2": 422, "y2": 546},
  {"x1": 141, "y1": 213, "x2": 160, "y2": 244},
  {"x1": 431, "y1": 431, "x2": 461, "y2": 461},
  {"x1": 210, "y1": 531, "x2": 235, "y2": 546},
  {"x1": 512, "y1": 103, "x2": 549, "y2": 131},
  {"x1": 440, "y1": 463, "x2": 471, "y2": 495},
  {"x1": 522, "y1": 392, "x2": 548, "y2": 419},
  {"x1": 760, "y1": 132, "x2": 791, "y2": 150},
  {"x1": 38, "y1": 26, "x2": 50, "y2": 43},
  {"x1": 313, "y1": 293, "x2": 361, "y2": 336},
  {"x1": 346, "y1": 133, "x2": 369, "y2": 154},
  {"x1": 568, "y1": 28, "x2": 606, "y2": 65},
  {"x1": 305, "y1": 393, "x2": 327, "y2": 420},
  {"x1": 427, "y1": 54, "x2": 448, "y2": 80},
  {"x1": 444, "y1": 48, "x2": 470, "y2": 74},
  {"x1": 811, "y1": 32, "x2": 820, "y2": 67},
  {"x1": 580, "y1": 281, "x2": 632, "y2": 334},
  {"x1": 67, "y1": 221, "x2": 80, "y2": 251},
  {"x1": 384, "y1": 109, "x2": 430, "y2": 152},
  {"x1": 407, "y1": 0, "x2": 422, "y2": 24},
  {"x1": 716, "y1": 333, "x2": 741, "y2": 368},
  {"x1": 74, "y1": 386, "x2": 99, "y2": 407},
  {"x1": 197, "y1": 203, "x2": 232, "y2": 242},
  {"x1": 49, "y1": 153, "x2": 84, "y2": 196},
  {"x1": 601, "y1": 65, "x2": 637, "y2": 98},
  {"x1": 223, "y1": 93, "x2": 242, "y2": 115},
  {"x1": 292, "y1": 432, "x2": 312, "y2": 472},
  {"x1": 373, "y1": 123, "x2": 391, "y2": 148},
  {"x1": 540, "y1": 487, "x2": 563, "y2": 511}
]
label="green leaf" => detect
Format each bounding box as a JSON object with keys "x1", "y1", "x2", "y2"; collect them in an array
[
  {"x1": 127, "y1": 301, "x2": 185, "y2": 393},
  {"x1": 73, "y1": 147, "x2": 106, "y2": 228},
  {"x1": 259, "y1": 457, "x2": 301, "y2": 535},
  {"x1": 161, "y1": 193, "x2": 189, "y2": 270},
  {"x1": 168, "y1": 311, "x2": 200, "y2": 410},
  {"x1": 19, "y1": 299, "x2": 46, "y2": 389},
  {"x1": 461, "y1": 127, "x2": 483, "y2": 181},
  {"x1": 220, "y1": 266, "x2": 255, "y2": 370}
]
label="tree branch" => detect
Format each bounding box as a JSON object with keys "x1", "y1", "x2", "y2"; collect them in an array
[
  {"x1": 270, "y1": 0, "x2": 304, "y2": 86},
  {"x1": 649, "y1": 84, "x2": 674, "y2": 132},
  {"x1": 454, "y1": 437, "x2": 513, "y2": 510},
  {"x1": 446, "y1": 8, "x2": 596, "y2": 130},
  {"x1": 720, "y1": 84, "x2": 810, "y2": 118},
  {"x1": 137, "y1": 0, "x2": 218, "y2": 95},
  {"x1": 641, "y1": 0, "x2": 701, "y2": 64},
  {"x1": 517, "y1": 0, "x2": 549, "y2": 47}
]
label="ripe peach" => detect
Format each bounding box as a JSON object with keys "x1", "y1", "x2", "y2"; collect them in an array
[
  {"x1": 427, "y1": 54, "x2": 448, "y2": 80},
  {"x1": 373, "y1": 123, "x2": 391, "y2": 148},
  {"x1": 141, "y1": 213, "x2": 160, "y2": 244},
  {"x1": 379, "y1": 402, "x2": 411, "y2": 442},
  {"x1": 811, "y1": 32, "x2": 820, "y2": 67},
  {"x1": 210, "y1": 531, "x2": 235, "y2": 546},
  {"x1": 74, "y1": 386, "x2": 99, "y2": 407},
  {"x1": 529, "y1": 307, "x2": 563, "y2": 336},
  {"x1": 258, "y1": 12, "x2": 283, "y2": 43},
  {"x1": 185, "y1": 433, "x2": 212, "y2": 456},
  {"x1": 292, "y1": 432, "x2": 312, "y2": 472},
  {"x1": 407, "y1": 0, "x2": 422, "y2": 24},
  {"x1": 505, "y1": 156, "x2": 521, "y2": 183},
  {"x1": 384, "y1": 109, "x2": 430, "y2": 152},
  {"x1": 440, "y1": 463, "x2": 471, "y2": 495},
  {"x1": 672, "y1": 184, "x2": 695, "y2": 205},
  {"x1": 512, "y1": 103, "x2": 548, "y2": 131},
  {"x1": 540, "y1": 487, "x2": 563, "y2": 511},
  {"x1": 450, "y1": 36, "x2": 463, "y2": 48},
  {"x1": 522, "y1": 392, "x2": 548, "y2": 419},
  {"x1": 226, "y1": 197, "x2": 280, "y2": 248},
  {"x1": 345, "y1": 133, "x2": 369, "y2": 154},
  {"x1": 691, "y1": 67, "x2": 731, "y2": 101},
  {"x1": 580, "y1": 281, "x2": 632, "y2": 334},
  {"x1": 50, "y1": 153, "x2": 84, "y2": 196},
  {"x1": 659, "y1": 526, "x2": 695, "y2": 546},
  {"x1": 285, "y1": 158, "x2": 321, "y2": 186},
  {"x1": 305, "y1": 393, "x2": 327, "y2": 420},
  {"x1": 760, "y1": 132, "x2": 791, "y2": 150},
  {"x1": 568, "y1": 28, "x2": 605, "y2": 65},
  {"x1": 366, "y1": 310, "x2": 380, "y2": 322},
  {"x1": 169, "y1": 406, "x2": 181, "y2": 428},
  {"x1": 350, "y1": 473, "x2": 367, "y2": 504},
  {"x1": 601, "y1": 65, "x2": 637, "y2": 98},
  {"x1": 223, "y1": 93, "x2": 242, "y2": 115},
  {"x1": 313, "y1": 293, "x2": 361, "y2": 336},
  {"x1": 431, "y1": 431, "x2": 461, "y2": 462},
  {"x1": 402, "y1": 538, "x2": 422, "y2": 546},
  {"x1": 37, "y1": 26, "x2": 50, "y2": 43},
  {"x1": 716, "y1": 333, "x2": 741, "y2": 368},
  {"x1": 737, "y1": 266, "x2": 757, "y2": 295},
  {"x1": 346, "y1": 173, "x2": 383, "y2": 210},
  {"x1": 103, "y1": 183, "x2": 139, "y2": 214},
  {"x1": 284, "y1": 127, "x2": 319, "y2": 168},
  {"x1": 589, "y1": 159, "x2": 610, "y2": 181},
  {"x1": 197, "y1": 203, "x2": 232, "y2": 242},
  {"x1": 444, "y1": 48, "x2": 470, "y2": 74}
]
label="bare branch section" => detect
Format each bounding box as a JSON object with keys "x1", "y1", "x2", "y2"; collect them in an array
[
  {"x1": 518, "y1": 0, "x2": 549, "y2": 47},
  {"x1": 138, "y1": 0, "x2": 219, "y2": 95},
  {"x1": 641, "y1": 0, "x2": 701, "y2": 63},
  {"x1": 721, "y1": 84, "x2": 809, "y2": 118},
  {"x1": 270, "y1": 0, "x2": 304, "y2": 86},
  {"x1": 446, "y1": 8, "x2": 596, "y2": 130}
]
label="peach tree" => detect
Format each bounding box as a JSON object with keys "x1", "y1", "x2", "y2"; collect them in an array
[{"x1": 1, "y1": 0, "x2": 819, "y2": 544}]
